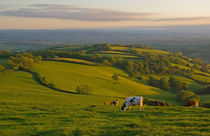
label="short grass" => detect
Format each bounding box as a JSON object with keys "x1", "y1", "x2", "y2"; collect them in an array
[
  {"x1": 200, "y1": 94, "x2": 210, "y2": 104},
  {"x1": 101, "y1": 51, "x2": 129, "y2": 55},
  {"x1": 134, "y1": 48, "x2": 170, "y2": 55},
  {"x1": 32, "y1": 61, "x2": 157, "y2": 97},
  {"x1": 101, "y1": 53, "x2": 139, "y2": 59},
  {"x1": 110, "y1": 46, "x2": 129, "y2": 51},
  {"x1": 56, "y1": 58, "x2": 97, "y2": 65},
  {"x1": 0, "y1": 70, "x2": 210, "y2": 136},
  {"x1": 191, "y1": 74, "x2": 210, "y2": 84}
]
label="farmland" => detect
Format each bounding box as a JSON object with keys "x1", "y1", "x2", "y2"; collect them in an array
[
  {"x1": 0, "y1": 44, "x2": 210, "y2": 136},
  {"x1": 0, "y1": 71, "x2": 210, "y2": 136}
]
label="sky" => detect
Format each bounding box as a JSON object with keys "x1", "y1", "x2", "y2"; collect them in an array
[{"x1": 0, "y1": 0, "x2": 210, "y2": 29}]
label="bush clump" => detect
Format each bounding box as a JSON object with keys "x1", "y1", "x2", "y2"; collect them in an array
[
  {"x1": 6, "y1": 52, "x2": 42, "y2": 70},
  {"x1": 76, "y1": 85, "x2": 92, "y2": 95},
  {"x1": 177, "y1": 90, "x2": 199, "y2": 103}
]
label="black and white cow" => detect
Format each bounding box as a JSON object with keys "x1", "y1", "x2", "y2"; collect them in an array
[
  {"x1": 121, "y1": 96, "x2": 143, "y2": 111},
  {"x1": 111, "y1": 99, "x2": 118, "y2": 106}
]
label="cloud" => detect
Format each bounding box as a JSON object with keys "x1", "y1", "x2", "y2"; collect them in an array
[
  {"x1": 0, "y1": 4, "x2": 156, "y2": 21},
  {"x1": 0, "y1": 6, "x2": 6, "y2": 10},
  {"x1": 154, "y1": 17, "x2": 210, "y2": 21}
]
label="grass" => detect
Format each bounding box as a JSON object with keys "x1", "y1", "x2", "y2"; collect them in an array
[
  {"x1": 1, "y1": 44, "x2": 210, "y2": 136},
  {"x1": 171, "y1": 63, "x2": 210, "y2": 77},
  {"x1": 134, "y1": 48, "x2": 170, "y2": 55},
  {"x1": 110, "y1": 46, "x2": 129, "y2": 51},
  {"x1": 189, "y1": 83, "x2": 207, "y2": 92},
  {"x1": 190, "y1": 74, "x2": 210, "y2": 84},
  {"x1": 0, "y1": 70, "x2": 210, "y2": 136},
  {"x1": 55, "y1": 58, "x2": 97, "y2": 65},
  {"x1": 101, "y1": 51, "x2": 129, "y2": 55},
  {"x1": 32, "y1": 61, "x2": 171, "y2": 98},
  {"x1": 200, "y1": 94, "x2": 210, "y2": 104},
  {"x1": 101, "y1": 53, "x2": 139, "y2": 59}
]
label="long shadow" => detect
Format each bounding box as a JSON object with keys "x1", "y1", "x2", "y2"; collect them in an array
[
  {"x1": 26, "y1": 70, "x2": 78, "y2": 95},
  {"x1": 43, "y1": 59, "x2": 98, "y2": 66}
]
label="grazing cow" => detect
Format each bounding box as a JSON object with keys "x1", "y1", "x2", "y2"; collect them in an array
[
  {"x1": 154, "y1": 100, "x2": 168, "y2": 106},
  {"x1": 185, "y1": 100, "x2": 199, "y2": 108},
  {"x1": 104, "y1": 101, "x2": 109, "y2": 106},
  {"x1": 121, "y1": 96, "x2": 143, "y2": 112},
  {"x1": 111, "y1": 99, "x2": 118, "y2": 106}
]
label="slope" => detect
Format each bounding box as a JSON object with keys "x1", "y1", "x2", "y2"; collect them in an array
[{"x1": 31, "y1": 61, "x2": 180, "y2": 104}]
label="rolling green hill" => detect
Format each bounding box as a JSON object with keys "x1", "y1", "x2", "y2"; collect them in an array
[
  {"x1": 0, "y1": 70, "x2": 210, "y2": 136},
  {"x1": 31, "y1": 61, "x2": 180, "y2": 105},
  {"x1": 0, "y1": 44, "x2": 210, "y2": 136}
]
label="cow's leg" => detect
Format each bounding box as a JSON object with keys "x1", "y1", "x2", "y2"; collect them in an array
[
  {"x1": 140, "y1": 99, "x2": 144, "y2": 111},
  {"x1": 128, "y1": 106, "x2": 131, "y2": 111}
]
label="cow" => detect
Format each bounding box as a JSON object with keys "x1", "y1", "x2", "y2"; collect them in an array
[
  {"x1": 111, "y1": 99, "x2": 118, "y2": 106},
  {"x1": 185, "y1": 100, "x2": 199, "y2": 108},
  {"x1": 153, "y1": 100, "x2": 169, "y2": 106},
  {"x1": 121, "y1": 96, "x2": 143, "y2": 112},
  {"x1": 104, "y1": 101, "x2": 109, "y2": 106}
]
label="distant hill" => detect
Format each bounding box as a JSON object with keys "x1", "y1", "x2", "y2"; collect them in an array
[{"x1": 0, "y1": 25, "x2": 210, "y2": 62}]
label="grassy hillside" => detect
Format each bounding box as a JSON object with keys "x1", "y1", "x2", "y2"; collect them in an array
[
  {"x1": 31, "y1": 61, "x2": 180, "y2": 105},
  {"x1": 0, "y1": 70, "x2": 210, "y2": 136},
  {"x1": 1, "y1": 44, "x2": 210, "y2": 136}
]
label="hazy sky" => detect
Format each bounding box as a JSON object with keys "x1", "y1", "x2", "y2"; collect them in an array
[{"x1": 0, "y1": 0, "x2": 210, "y2": 29}]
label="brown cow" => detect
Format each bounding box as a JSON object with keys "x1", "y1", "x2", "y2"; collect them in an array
[
  {"x1": 104, "y1": 101, "x2": 109, "y2": 106},
  {"x1": 185, "y1": 100, "x2": 199, "y2": 108},
  {"x1": 154, "y1": 101, "x2": 169, "y2": 106}
]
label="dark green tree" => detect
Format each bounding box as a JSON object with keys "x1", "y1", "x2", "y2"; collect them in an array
[{"x1": 160, "y1": 77, "x2": 170, "y2": 91}]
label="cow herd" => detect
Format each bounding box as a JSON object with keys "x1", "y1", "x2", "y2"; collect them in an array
[{"x1": 104, "y1": 96, "x2": 199, "y2": 112}]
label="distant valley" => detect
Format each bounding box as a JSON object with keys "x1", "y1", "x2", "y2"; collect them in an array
[{"x1": 1, "y1": 25, "x2": 210, "y2": 63}]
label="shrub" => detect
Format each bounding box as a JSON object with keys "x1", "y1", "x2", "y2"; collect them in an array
[
  {"x1": 177, "y1": 90, "x2": 199, "y2": 103},
  {"x1": 76, "y1": 85, "x2": 92, "y2": 95},
  {"x1": 112, "y1": 74, "x2": 119, "y2": 84},
  {"x1": 6, "y1": 53, "x2": 42, "y2": 70},
  {"x1": 203, "y1": 102, "x2": 210, "y2": 108},
  {"x1": 169, "y1": 77, "x2": 189, "y2": 91},
  {"x1": 148, "y1": 76, "x2": 160, "y2": 88},
  {"x1": 102, "y1": 59, "x2": 110, "y2": 66},
  {"x1": 159, "y1": 77, "x2": 170, "y2": 91}
]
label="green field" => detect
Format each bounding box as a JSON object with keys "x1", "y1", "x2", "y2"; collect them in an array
[
  {"x1": 1, "y1": 44, "x2": 210, "y2": 136},
  {"x1": 0, "y1": 70, "x2": 210, "y2": 136},
  {"x1": 134, "y1": 48, "x2": 170, "y2": 55},
  {"x1": 101, "y1": 53, "x2": 139, "y2": 59},
  {"x1": 54, "y1": 58, "x2": 97, "y2": 65},
  {"x1": 32, "y1": 61, "x2": 180, "y2": 104}
]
